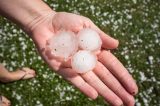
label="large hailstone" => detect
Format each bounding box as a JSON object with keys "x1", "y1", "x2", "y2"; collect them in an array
[
  {"x1": 78, "y1": 28, "x2": 102, "y2": 51},
  {"x1": 48, "y1": 31, "x2": 78, "y2": 60},
  {"x1": 71, "y1": 50, "x2": 97, "y2": 73}
]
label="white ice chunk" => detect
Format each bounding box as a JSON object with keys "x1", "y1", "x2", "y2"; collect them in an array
[
  {"x1": 148, "y1": 56, "x2": 154, "y2": 65},
  {"x1": 78, "y1": 28, "x2": 102, "y2": 51},
  {"x1": 48, "y1": 30, "x2": 78, "y2": 60},
  {"x1": 71, "y1": 50, "x2": 97, "y2": 73}
]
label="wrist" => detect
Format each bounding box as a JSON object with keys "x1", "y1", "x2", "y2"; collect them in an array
[
  {"x1": 23, "y1": 9, "x2": 56, "y2": 34},
  {"x1": 0, "y1": 0, "x2": 56, "y2": 34},
  {"x1": 24, "y1": 10, "x2": 57, "y2": 49}
]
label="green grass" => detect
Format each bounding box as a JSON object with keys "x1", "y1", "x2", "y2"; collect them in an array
[{"x1": 0, "y1": 0, "x2": 160, "y2": 106}]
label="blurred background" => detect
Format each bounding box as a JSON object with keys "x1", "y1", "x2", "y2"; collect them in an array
[{"x1": 0, "y1": 0, "x2": 160, "y2": 106}]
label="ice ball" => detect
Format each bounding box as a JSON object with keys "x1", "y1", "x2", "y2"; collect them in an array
[
  {"x1": 71, "y1": 50, "x2": 97, "y2": 73},
  {"x1": 48, "y1": 30, "x2": 78, "y2": 60},
  {"x1": 78, "y1": 28, "x2": 102, "y2": 51}
]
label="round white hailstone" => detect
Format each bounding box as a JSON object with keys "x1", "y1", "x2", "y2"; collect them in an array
[
  {"x1": 71, "y1": 50, "x2": 97, "y2": 73},
  {"x1": 78, "y1": 28, "x2": 102, "y2": 51},
  {"x1": 48, "y1": 31, "x2": 78, "y2": 60}
]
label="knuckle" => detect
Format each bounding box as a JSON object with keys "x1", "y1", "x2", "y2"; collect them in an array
[
  {"x1": 108, "y1": 56, "x2": 119, "y2": 67},
  {"x1": 98, "y1": 50, "x2": 108, "y2": 61},
  {"x1": 119, "y1": 71, "x2": 128, "y2": 80},
  {"x1": 126, "y1": 96, "x2": 135, "y2": 106},
  {"x1": 84, "y1": 17, "x2": 93, "y2": 24},
  {"x1": 112, "y1": 97, "x2": 123, "y2": 106},
  {"x1": 101, "y1": 71, "x2": 110, "y2": 81},
  {"x1": 79, "y1": 19, "x2": 83, "y2": 25},
  {"x1": 72, "y1": 26, "x2": 83, "y2": 32},
  {"x1": 86, "y1": 75, "x2": 97, "y2": 84},
  {"x1": 76, "y1": 80, "x2": 86, "y2": 88},
  {"x1": 115, "y1": 84, "x2": 124, "y2": 93},
  {"x1": 84, "y1": 17, "x2": 90, "y2": 21},
  {"x1": 84, "y1": 21, "x2": 90, "y2": 27},
  {"x1": 130, "y1": 81, "x2": 139, "y2": 95}
]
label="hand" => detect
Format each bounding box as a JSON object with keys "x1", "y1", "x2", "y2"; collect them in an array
[{"x1": 28, "y1": 12, "x2": 138, "y2": 106}]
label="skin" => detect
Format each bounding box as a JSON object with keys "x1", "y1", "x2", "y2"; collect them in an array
[
  {"x1": 0, "y1": 64, "x2": 36, "y2": 106},
  {"x1": 0, "y1": 64, "x2": 36, "y2": 83},
  {"x1": 0, "y1": 0, "x2": 138, "y2": 106},
  {"x1": 0, "y1": 96, "x2": 11, "y2": 106}
]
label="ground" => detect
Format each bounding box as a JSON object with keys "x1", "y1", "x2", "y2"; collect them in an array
[{"x1": 0, "y1": 0, "x2": 160, "y2": 106}]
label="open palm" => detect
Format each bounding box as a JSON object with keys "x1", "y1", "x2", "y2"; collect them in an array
[{"x1": 29, "y1": 12, "x2": 138, "y2": 106}]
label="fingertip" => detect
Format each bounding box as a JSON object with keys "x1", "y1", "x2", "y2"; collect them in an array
[
  {"x1": 127, "y1": 79, "x2": 138, "y2": 96},
  {"x1": 131, "y1": 84, "x2": 138, "y2": 95},
  {"x1": 90, "y1": 90, "x2": 98, "y2": 100},
  {"x1": 84, "y1": 83, "x2": 98, "y2": 100},
  {"x1": 113, "y1": 98, "x2": 123, "y2": 106},
  {"x1": 103, "y1": 37, "x2": 119, "y2": 49},
  {"x1": 99, "y1": 32, "x2": 119, "y2": 49},
  {"x1": 126, "y1": 96, "x2": 135, "y2": 106},
  {"x1": 31, "y1": 70, "x2": 36, "y2": 76},
  {"x1": 114, "y1": 39, "x2": 119, "y2": 48},
  {"x1": 103, "y1": 93, "x2": 123, "y2": 106}
]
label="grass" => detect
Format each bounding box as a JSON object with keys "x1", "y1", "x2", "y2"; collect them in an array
[{"x1": 0, "y1": 0, "x2": 160, "y2": 106}]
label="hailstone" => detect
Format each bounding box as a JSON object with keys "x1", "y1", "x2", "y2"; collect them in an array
[
  {"x1": 78, "y1": 28, "x2": 102, "y2": 51},
  {"x1": 71, "y1": 50, "x2": 97, "y2": 73},
  {"x1": 48, "y1": 30, "x2": 78, "y2": 60}
]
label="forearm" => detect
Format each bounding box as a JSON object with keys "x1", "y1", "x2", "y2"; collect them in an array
[{"x1": 0, "y1": 0, "x2": 54, "y2": 32}]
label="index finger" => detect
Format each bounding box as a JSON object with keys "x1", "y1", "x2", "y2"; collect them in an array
[{"x1": 98, "y1": 51, "x2": 138, "y2": 95}]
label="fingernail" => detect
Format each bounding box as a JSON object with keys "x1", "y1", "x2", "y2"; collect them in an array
[{"x1": 132, "y1": 91, "x2": 136, "y2": 96}]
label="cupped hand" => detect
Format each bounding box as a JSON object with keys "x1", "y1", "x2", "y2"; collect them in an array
[{"x1": 27, "y1": 12, "x2": 138, "y2": 106}]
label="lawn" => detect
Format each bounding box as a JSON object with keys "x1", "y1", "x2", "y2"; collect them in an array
[{"x1": 0, "y1": 0, "x2": 160, "y2": 106}]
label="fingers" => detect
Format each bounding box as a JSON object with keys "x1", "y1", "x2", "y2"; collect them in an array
[
  {"x1": 98, "y1": 51, "x2": 138, "y2": 95},
  {"x1": 87, "y1": 21, "x2": 119, "y2": 49},
  {"x1": 1, "y1": 96, "x2": 11, "y2": 106},
  {"x1": 22, "y1": 68, "x2": 35, "y2": 75},
  {"x1": 57, "y1": 68, "x2": 98, "y2": 99},
  {"x1": 20, "y1": 67, "x2": 36, "y2": 79},
  {"x1": 81, "y1": 71, "x2": 123, "y2": 106},
  {"x1": 94, "y1": 62, "x2": 135, "y2": 106}
]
